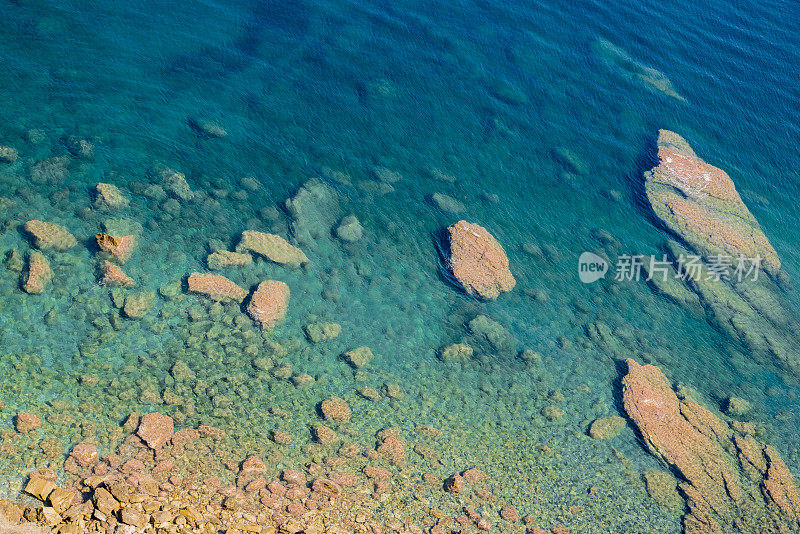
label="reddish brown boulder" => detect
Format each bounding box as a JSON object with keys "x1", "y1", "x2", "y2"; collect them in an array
[
  {"x1": 22, "y1": 252, "x2": 51, "y2": 294},
  {"x1": 187, "y1": 272, "x2": 247, "y2": 303},
  {"x1": 15, "y1": 413, "x2": 42, "y2": 433},
  {"x1": 622, "y1": 359, "x2": 800, "y2": 533},
  {"x1": 247, "y1": 280, "x2": 290, "y2": 329},
  {"x1": 644, "y1": 129, "x2": 780, "y2": 275},
  {"x1": 99, "y1": 260, "x2": 135, "y2": 288},
  {"x1": 445, "y1": 220, "x2": 515, "y2": 300},
  {"x1": 136, "y1": 413, "x2": 174, "y2": 451},
  {"x1": 96, "y1": 233, "x2": 136, "y2": 264}
]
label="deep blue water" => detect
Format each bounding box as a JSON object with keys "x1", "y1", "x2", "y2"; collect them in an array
[{"x1": 1, "y1": 0, "x2": 799, "y2": 531}]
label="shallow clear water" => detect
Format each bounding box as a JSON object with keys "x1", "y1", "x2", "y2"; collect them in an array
[{"x1": 1, "y1": 0, "x2": 799, "y2": 532}]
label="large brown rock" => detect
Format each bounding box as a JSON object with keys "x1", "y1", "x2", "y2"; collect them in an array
[
  {"x1": 644, "y1": 130, "x2": 780, "y2": 275},
  {"x1": 445, "y1": 220, "x2": 515, "y2": 300},
  {"x1": 247, "y1": 280, "x2": 290, "y2": 329},
  {"x1": 136, "y1": 413, "x2": 174, "y2": 451},
  {"x1": 622, "y1": 359, "x2": 800, "y2": 533},
  {"x1": 187, "y1": 273, "x2": 247, "y2": 303}
]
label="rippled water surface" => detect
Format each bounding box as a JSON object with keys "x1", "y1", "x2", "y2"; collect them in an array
[{"x1": 1, "y1": 0, "x2": 799, "y2": 532}]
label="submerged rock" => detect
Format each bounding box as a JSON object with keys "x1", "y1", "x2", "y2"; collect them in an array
[
  {"x1": 238, "y1": 231, "x2": 309, "y2": 268},
  {"x1": 156, "y1": 166, "x2": 195, "y2": 202},
  {"x1": 284, "y1": 179, "x2": 340, "y2": 244},
  {"x1": 187, "y1": 117, "x2": 227, "y2": 138},
  {"x1": 588, "y1": 416, "x2": 626, "y2": 440},
  {"x1": 334, "y1": 215, "x2": 363, "y2": 243},
  {"x1": 431, "y1": 193, "x2": 465, "y2": 213},
  {"x1": 622, "y1": 359, "x2": 800, "y2": 533},
  {"x1": 100, "y1": 260, "x2": 135, "y2": 288},
  {"x1": 439, "y1": 343, "x2": 474, "y2": 361},
  {"x1": 444, "y1": 220, "x2": 515, "y2": 300},
  {"x1": 96, "y1": 232, "x2": 136, "y2": 264},
  {"x1": 22, "y1": 252, "x2": 51, "y2": 294},
  {"x1": 247, "y1": 280, "x2": 290, "y2": 329},
  {"x1": 206, "y1": 250, "x2": 252, "y2": 270},
  {"x1": 187, "y1": 273, "x2": 247, "y2": 303},
  {"x1": 24, "y1": 220, "x2": 77, "y2": 251},
  {"x1": 0, "y1": 146, "x2": 18, "y2": 163},
  {"x1": 94, "y1": 183, "x2": 129, "y2": 210}
]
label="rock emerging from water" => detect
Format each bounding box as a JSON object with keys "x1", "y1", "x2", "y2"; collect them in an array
[
  {"x1": 22, "y1": 252, "x2": 51, "y2": 294},
  {"x1": 247, "y1": 280, "x2": 290, "y2": 329},
  {"x1": 187, "y1": 273, "x2": 247, "y2": 303},
  {"x1": 622, "y1": 358, "x2": 800, "y2": 533},
  {"x1": 444, "y1": 220, "x2": 515, "y2": 300},
  {"x1": 238, "y1": 231, "x2": 309, "y2": 268},
  {"x1": 24, "y1": 220, "x2": 77, "y2": 251},
  {"x1": 644, "y1": 129, "x2": 780, "y2": 275},
  {"x1": 96, "y1": 233, "x2": 136, "y2": 264}
]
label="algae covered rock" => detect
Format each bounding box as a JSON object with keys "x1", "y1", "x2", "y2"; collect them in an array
[
  {"x1": 334, "y1": 215, "x2": 363, "y2": 243},
  {"x1": 123, "y1": 291, "x2": 155, "y2": 319},
  {"x1": 238, "y1": 231, "x2": 309, "y2": 268},
  {"x1": 588, "y1": 416, "x2": 626, "y2": 440},
  {"x1": 206, "y1": 250, "x2": 252, "y2": 270},
  {"x1": 443, "y1": 220, "x2": 515, "y2": 300},
  {"x1": 22, "y1": 251, "x2": 52, "y2": 294},
  {"x1": 467, "y1": 315, "x2": 517, "y2": 355},
  {"x1": 343, "y1": 346, "x2": 373, "y2": 368},
  {"x1": 0, "y1": 146, "x2": 18, "y2": 163},
  {"x1": 304, "y1": 322, "x2": 341, "y2": 343},
  {"x1": 94, "y1": 182, "x2": 130, "y2": 210},
  {"x1": 24, "y1": 220, "x2": 77, "y2": 251},
  {"x1": 439, "y1": 343, "x2": 473, "y2": 361}
]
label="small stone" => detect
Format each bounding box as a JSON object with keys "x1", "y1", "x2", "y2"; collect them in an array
[
  {"x1": 100, "y1": 260, "x2": 135, "y2": 288},
  {"x1": 312, "y1": 425, "x2": 338, "y2": 445},
  {"x1": 247, "y1": 280, "x2": 290, "y2": 329},
  {"x1": 343, "y1": 346, "x2": 373, "y2": 368},
  {"x1": 588, "y1": 416, "x2": 626, "y2": 440},
  {"x1": 120, "y1": 506, "x2": 147, "y2": 527},
  {"x1": 48, "y1": 488, "x2": 76, "y2": 514},
  {"x1": 96, "y1": 232, "x2": 136, "y2": 264},
  {"x1": 70, "y1": 441, "x2": 98, "y2": 467},
  {"x1": 444, "y1": 474, "x2": 466, "y2": 493},
  {"x1": 41, "y1": 506, "x2": 61, "y2": 527},
  {"x1": 238, "y1": 231, "x2": 309, "y2": 267},
  {"x1": 187, "y1": 273, "x2": 247, "y2": 303}
]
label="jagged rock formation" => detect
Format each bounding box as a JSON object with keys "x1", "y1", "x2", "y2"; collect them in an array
[{"x1": 622, "y1": 359, "x2": 800, "y2": 534}]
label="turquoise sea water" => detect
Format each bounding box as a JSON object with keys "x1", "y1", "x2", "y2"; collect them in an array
[{"x1": 1, "y1": 0, "x2": 800, "y2": 532}]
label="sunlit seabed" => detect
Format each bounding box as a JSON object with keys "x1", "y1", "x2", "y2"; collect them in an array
[{"x1": 0, "y1": 0, "x2": 799, "y2": 532}]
